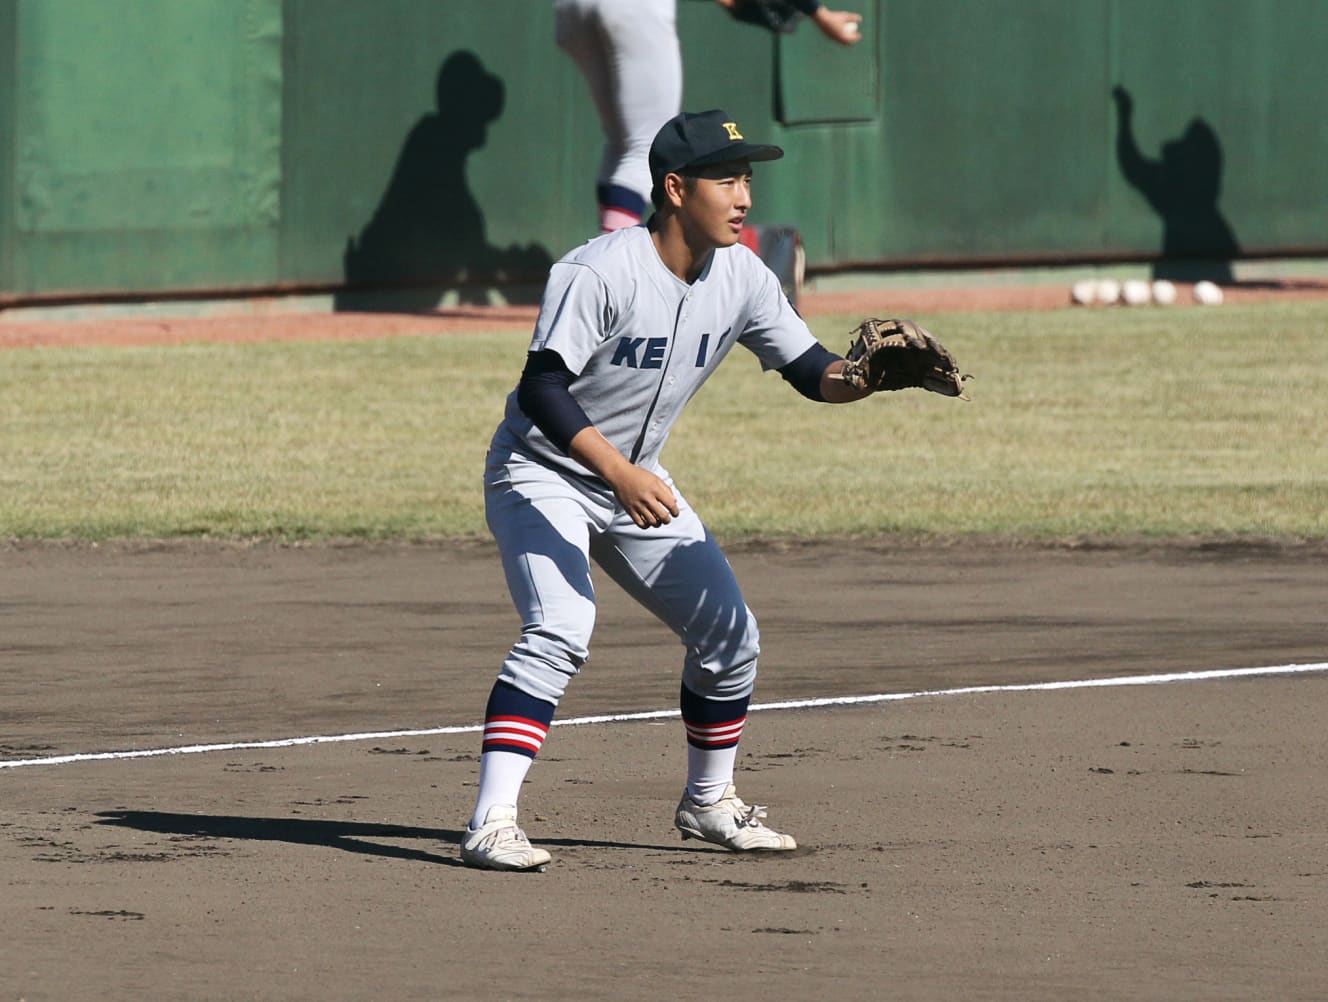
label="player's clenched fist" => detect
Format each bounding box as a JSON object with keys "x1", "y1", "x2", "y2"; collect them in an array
[
  {"x1": 566, "y1": 426, "x2": 680, "y2": 528},
  {"x1": 610, "y1": 465, "x2": 680, "y2": 529}
]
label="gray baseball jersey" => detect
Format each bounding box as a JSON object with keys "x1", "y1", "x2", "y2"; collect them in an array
[
  {"x1": 492, "y1": 225, "x2": 817, "y2": 482},
  {"x1": 483, "y1": 224, "x2": 817, "y2": 710}
]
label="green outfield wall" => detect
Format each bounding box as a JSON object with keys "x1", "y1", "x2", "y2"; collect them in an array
[{"x1": 1, "y1": 0, "x2": 1325, "y2": 304}]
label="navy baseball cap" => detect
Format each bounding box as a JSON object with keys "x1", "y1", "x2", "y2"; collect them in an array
[{"x1": 648, "y1": 109, "x2": 784, "y2": 188}]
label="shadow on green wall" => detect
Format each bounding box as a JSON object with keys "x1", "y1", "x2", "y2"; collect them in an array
[
  {"x1": 1111, "y1": 85, "x2": 1240, "y2": 284},
  {"x1": 335, "y1": 51, "x2": 552, "y2": 312}
]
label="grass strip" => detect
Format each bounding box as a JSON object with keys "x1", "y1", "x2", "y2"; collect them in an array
[{"x1": 2, "y1": 302, "x2": 1324, "y2": 542}]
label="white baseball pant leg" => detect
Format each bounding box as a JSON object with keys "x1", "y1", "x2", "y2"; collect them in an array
[
  {"x1": 554, "y1": 0, "x2": 683, "y2": 210},
  {"x1": 486, "y1": 451, "x2": 759, "y2": 705}
]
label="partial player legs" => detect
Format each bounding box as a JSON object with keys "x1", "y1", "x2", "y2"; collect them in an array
[
  {"x1": 462, "y1": 688, "x2": 552, "y2": 871},
  {"x1": 554, "y1": 0, "x2": 681, "y2": 230},
  {"x1": 598, "y1": 0, "x2": 680, "y2": 224},
  {"x1": 484, "y1": 452, "x2": 609, "y2": 705},
  {"x1": 468, "y1": 680, "x2": 555, "y2": 831},
  {"x1": 463, "y1": 453, "x2": 615, "y2": 869},
  {"x1": 467, "y1": 458, "x2": 794, "y2": 865},
  {"x1": 590, "y1": 494, "x2": 760, "y2": 702},
  {"x1": 679, "y1": 681, "x2": 746, "y2": 806},
  {"x1": 591, "y1": 487, "x2": 794, "y2": 848}
]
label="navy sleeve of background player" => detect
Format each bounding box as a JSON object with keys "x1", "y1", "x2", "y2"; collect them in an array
[
  {"x1": 516, "y1": 349, "x2": 593, "y2": 454},
  {"x1": 777, "y1": 342, "x2": 840, "y2": 402}
]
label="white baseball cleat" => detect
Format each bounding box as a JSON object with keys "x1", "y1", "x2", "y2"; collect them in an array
[
  {"x1": 460, "y1": 805, "x2": 551, "y2": 871},
  {"x1": 674, "y1": 784, "x2": 797, "y2": 851}
]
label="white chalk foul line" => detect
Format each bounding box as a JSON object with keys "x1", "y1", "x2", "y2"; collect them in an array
[{"x1": 3, "y1": 661, "x2": 1325, "y2": 772}]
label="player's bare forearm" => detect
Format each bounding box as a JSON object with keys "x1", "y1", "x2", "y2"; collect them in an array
[
  {"x1": 820, "y1": 359, "x2": 873, "y2": 403},
  {"x1": 568, "y1": 426, "x2": 680, "y2": 528}
]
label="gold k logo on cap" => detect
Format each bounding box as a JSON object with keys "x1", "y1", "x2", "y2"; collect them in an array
[{"x1": 722, "y1": 121, "x2": 743, "y2": 141}]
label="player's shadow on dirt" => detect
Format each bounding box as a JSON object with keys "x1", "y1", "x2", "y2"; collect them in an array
[
  {"x1": 95, "y1": 810, "x2": 669, "y2": 864},
  {"x1": 1111, "y1": 85, "x2": 1240, "y2": 284},
  {"x1": 335, "y1": 50, "x2": 552, "y2": 314}
]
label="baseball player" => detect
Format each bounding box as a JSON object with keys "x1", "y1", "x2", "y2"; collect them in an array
[
  {"x1": 554, "y1": 0, "x2": 862, "y2": 234},
  {"x1": 460, "y1": 109, "x2": 963, "y2": 871}
]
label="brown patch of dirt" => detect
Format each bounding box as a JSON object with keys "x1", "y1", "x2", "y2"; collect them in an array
[
  {"x1": 1, "y1": 540, "x2": 1326, "y2": 1000},
  {"x1": 0, "y1": 305, "x2": 539, "y2": 350}
]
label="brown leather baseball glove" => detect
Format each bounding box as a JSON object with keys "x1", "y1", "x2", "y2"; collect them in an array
[{"x1": 838, "y1": 317, "x2": 971, "y2": 398}]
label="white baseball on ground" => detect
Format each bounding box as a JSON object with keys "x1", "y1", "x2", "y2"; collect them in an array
[
  {"x1": 1121, "y1": 279, "x2": 1152, "y2": 306},
  {"x1": 1151, "y1": 279, "x2": 1177, "y2": 305},
  {"x1": 1094, "y1": 278, "x2": 1121, "y2": 305},
  {"x1": 1193, "y1": 280, "x2": 1225, "y2": 305},
  {"x1": 1070, "y1": 280, "x2": 1096, "y2": 305}
]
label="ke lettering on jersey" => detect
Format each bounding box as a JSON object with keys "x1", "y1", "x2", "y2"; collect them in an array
[
  {"x1": 609, "y1": 328, "x2": 732, "y2": 370},
  {"x1": 611, "y1": 336, "x2": 668, "y2": 369}
]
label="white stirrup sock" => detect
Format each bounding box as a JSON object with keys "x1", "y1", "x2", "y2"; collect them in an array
[
  {"x1": 470, "y1": 750, "x2": 535, "y2": 829},
  {"x1": 686, "y1": 744, "x2": 739, "y2": 806}
]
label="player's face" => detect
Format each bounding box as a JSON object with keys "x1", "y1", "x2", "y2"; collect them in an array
[{"x1": 677, "y1": 160, "x2": 754, "y2": 249}]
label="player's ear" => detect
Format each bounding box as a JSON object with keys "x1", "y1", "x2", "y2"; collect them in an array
[{"x1": 663, "y1": 171, "x2": 687, "y2": 209}]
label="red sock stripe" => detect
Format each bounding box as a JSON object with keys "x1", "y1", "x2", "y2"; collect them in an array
[
  {"x1": 482, "y1": 715, "x2": 550, "y2": 755},
  {"x1": 684, "y1": 717, "x2": 746, "y2": 748}
]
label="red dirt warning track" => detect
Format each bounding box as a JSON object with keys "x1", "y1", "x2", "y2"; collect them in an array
[{"x1": 4, "y1": 278, "x2": 1328, "y2": 349}]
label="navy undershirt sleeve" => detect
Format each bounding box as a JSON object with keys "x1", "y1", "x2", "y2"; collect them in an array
[
  {"x1": 777, "y1": 342, "x2": 840, "y2": 402},
  {"x1": 515, "y1": 349, "x2": 593, "y2": 454}
]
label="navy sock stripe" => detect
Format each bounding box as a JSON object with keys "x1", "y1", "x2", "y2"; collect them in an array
[
  {"x1": 680, "y1": 683, "x2": 749, "y2": 749},
  {"x1": 595, "y1": 182, "x2": 647, "y2": 219},
  {"x1": 483, "y1": 681, "x2": 555, "y2": 758},
  {"x1": 486, "y1": 680, "x2": 556, "y2": 725}
]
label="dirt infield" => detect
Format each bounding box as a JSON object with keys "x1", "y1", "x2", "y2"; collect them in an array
[{"x1": 3, "y1": 539, "x2": 1326, "y2": 1001}]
